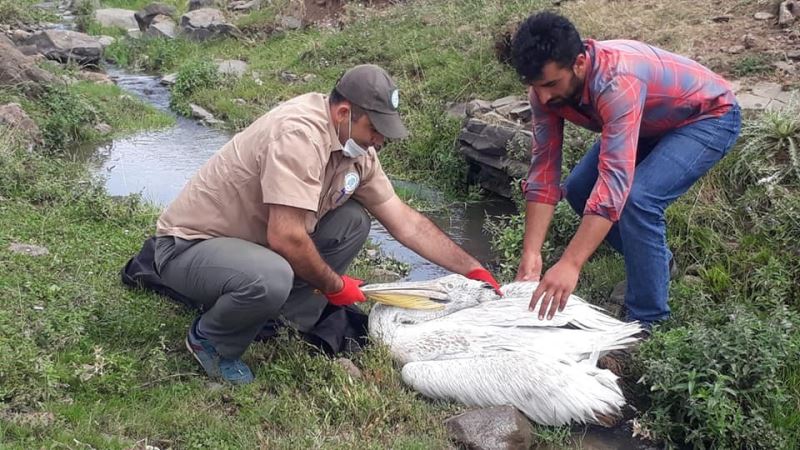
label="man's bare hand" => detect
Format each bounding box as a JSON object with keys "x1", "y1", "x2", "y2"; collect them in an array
[
  {"x1": 516, "y1": 252, "x2": 543, "y2": 282},
  {"x1": 529, "y1": 259, "x2": 580, "y2": 320}
]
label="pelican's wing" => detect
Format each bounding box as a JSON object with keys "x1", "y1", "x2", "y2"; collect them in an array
[
  {"x1": 388, "y1": 321, "x2": 642, "y2": 364},
  {"x1": 444, "y1": 292, "x2": 638, "y2": 332},
  {"x1": 401, "y1": 355, "x2": 625, "y2": 427}
]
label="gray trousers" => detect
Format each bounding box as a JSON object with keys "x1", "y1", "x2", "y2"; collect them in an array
[{"x1": 154, "y1": 200, "x2": 371, "y2": 359}]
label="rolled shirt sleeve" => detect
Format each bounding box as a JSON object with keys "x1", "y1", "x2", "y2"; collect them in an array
[
  {"x1": 524, "y1": 91, "x2": 565, "y2": 205},
  {"x1": 585, "y1": 75, "x2": 647, "y2": 222}
]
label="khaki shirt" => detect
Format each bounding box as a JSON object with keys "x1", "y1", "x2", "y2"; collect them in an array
[{"x1": 156, "y1": 93, "x2": 396, "y2": 245}]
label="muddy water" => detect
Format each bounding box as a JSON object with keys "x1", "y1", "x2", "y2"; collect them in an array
[{"x1": 81, "y1": 69, "x2": 652, "y2": 450}]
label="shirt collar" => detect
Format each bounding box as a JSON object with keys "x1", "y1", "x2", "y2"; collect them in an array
[
  {"x1": 324, "y1": 95, "x2": 344, "y2": 153},
  {"x1": 578, "y1": 39, "x2": 596, "y2": 106}
]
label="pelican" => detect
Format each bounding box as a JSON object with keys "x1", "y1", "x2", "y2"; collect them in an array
[{"x1": 365, "y1": 274, "x2": 644, "y2": 426}]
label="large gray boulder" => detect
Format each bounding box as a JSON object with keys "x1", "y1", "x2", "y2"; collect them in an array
[
  {"x1": 444, "y1": 406, "x2": 533, "y2": 450},
  {"x1": 457, "y1": 99, "x2": 533, "y2": 198},
  {"x1": 188, "y1": 0, "x2": 219, "y2": 11},
  {"x1": 0, "y1": 39, "x2": 57, "y2": 90},
  {"x1": 134, "y1": 3, "x2": 178, "y2": 31},
  {"x1": 180, "y1": 8, "x2": 241, "y2": 41},
  {"x1": 94, "y1": 8, "x2": 138, "y2": 30},
  {"x1": 23, "y1": 30, "x2": 103, "y2": 65},
  {"x1": 145, "y1": 15, "x2": 177, "y2": 38},
  {"x1": 0, "y1": 103, "x2": 42, "y2": 150}
]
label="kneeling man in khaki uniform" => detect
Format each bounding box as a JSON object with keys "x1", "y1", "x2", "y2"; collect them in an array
[{"x1": 152, "y1": 64, "x2": 502, "y2": 384}]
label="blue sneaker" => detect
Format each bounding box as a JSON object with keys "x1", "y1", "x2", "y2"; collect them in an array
[{"x1": 185, "y1": 318, "x2": 254, "y2": 385}]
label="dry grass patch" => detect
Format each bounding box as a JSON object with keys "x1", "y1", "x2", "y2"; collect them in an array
[{"x1": 559, "y1": 0, "x2": 798, "y2": 83}]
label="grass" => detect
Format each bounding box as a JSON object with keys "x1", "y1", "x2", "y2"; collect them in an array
[
  {"x1": 0, "y1": 142, "x2": 456, "y2": 448},
  {"x1": 3, "y1": 0, "x2": 800, "y2": 447}
]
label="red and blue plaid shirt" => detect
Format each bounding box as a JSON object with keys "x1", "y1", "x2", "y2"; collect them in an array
[{"x1": 524, "y1": 39, "x2": 736, "y2": 222}]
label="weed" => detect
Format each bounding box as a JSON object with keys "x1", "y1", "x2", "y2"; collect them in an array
[
  {"x1": 732, "y1": 54, "x2": 775, "y2": 77},
  {"x1": 170, "y1": 59, "x2": 221, "y2": 116}
]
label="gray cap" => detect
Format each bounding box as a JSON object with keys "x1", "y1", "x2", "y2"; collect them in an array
[{"x1": 334, "y1": 64, "x2": 409, "y2": 139}]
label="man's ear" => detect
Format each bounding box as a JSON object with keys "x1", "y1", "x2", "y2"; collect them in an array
[
  {"x1": 573, "y1": 53, "x2": 587, "y2": 77},
  {"x1": 331, "y1": 102, "x2": 351, "y2": 123}
]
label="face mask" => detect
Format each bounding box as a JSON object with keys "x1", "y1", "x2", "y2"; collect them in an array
[{"x1": 340, "y1": 109, "x2": 368, "y2": 159}]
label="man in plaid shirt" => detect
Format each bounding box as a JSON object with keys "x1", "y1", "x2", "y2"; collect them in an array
[{"x1": 510, "y1": 12, "x2": 741, "y2": 329}]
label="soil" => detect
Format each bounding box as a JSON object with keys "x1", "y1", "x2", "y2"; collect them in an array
[{"x1": 302, "y1": 0, "x2": 397, "y2": 24}]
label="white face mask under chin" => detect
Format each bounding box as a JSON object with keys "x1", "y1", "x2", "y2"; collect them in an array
[{"x1": 339, "y1": 110, "x2": 370, "y2": 159}]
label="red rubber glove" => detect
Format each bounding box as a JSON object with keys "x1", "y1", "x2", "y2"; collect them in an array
[
  {"x1": 466, "y1": 268, "x2": 503, "y2": 297},
  {"x1": 324, "y1": 275, "x2": 367, "y2": 306}
]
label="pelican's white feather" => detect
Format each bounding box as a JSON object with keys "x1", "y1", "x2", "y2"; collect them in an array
[{"x1": 368, "y1": 274, "x2": 643, "y2": 426}]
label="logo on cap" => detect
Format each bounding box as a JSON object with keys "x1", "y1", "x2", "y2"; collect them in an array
[{"x1": 390, "y1": 89, "x2": 399, "y2": 110}]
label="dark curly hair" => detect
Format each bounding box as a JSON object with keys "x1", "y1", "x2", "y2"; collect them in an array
[{"x1": 511, "y1": 12, "x2": 584, "y2": 84}]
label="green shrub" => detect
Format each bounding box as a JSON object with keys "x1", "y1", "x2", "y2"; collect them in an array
[
  {"x1": 39, "y1": 85, "x2": 100, "y2": 151},
  {"x1": 638, "y1": 306, "x2": 799, "y2": 449},
  {"x1": 732, "y1": 100, "x2": 800, "y2": 188},
  {"x1": 169, "y1": 59, "x2": 221, "y2": 116}
]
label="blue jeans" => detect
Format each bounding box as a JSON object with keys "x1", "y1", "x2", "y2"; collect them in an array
[{"x1": 563, "y1": 104, "x2": 741, "y2": 324}]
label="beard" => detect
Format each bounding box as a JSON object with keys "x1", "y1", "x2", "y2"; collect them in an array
[{"x1": 546, "y1": 72, "x2": 583, "y2": 108}]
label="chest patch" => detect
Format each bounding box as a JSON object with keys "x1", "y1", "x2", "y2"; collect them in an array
[{"x1": 343, "y1": 172, "x2": 360, "y2": 194}]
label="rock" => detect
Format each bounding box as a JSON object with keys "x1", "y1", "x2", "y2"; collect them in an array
[
  {"x1": 278, "y1": 14, "x2": 303, "y2": 30},
  {"x1": 736, "y1": 82, "x2": 794, "y2": 111},
  {"x1": 466, "y1": 99, "x2": 492, "y2": 116},
  {"x1": 127, "y1": 29, "x2": 143, "y2": 39},
  {"x1": 490, "y1": 95, "x2": 521, "y2": 109},
  {"x1": 180, "y1": 8, "x2": 242, "y2": 41},
  {"x1": 742, "y1": 33, "x2": 756, "y2": 49},
  {"x1": 460, "y1": 118, "x2": 519, "y2": 156},
  {"x1": 609, "y1": 279, "x2": 626, "y2": 305},
  {"x1": 160, "y1": 72, "x2": 177, "y2": 85},
  {"x1": 76, "y1": 70, "x2": 113, "y2": 84},
  {"x1": 727, "y1": 45, "x2": 746, "y2": 54},
  {"x1": 145, "y1": 15, "x2": 177, "y2": 38},
  {"x1": 754, "y1": 12, "x2": 775, "y2": 20},
  {"x1": 189, "y1": 103, "x2": 223, "y2": 125},
  {"x1": 0, "y1": 103, "x2": 42, "y2": 149},
  {"x1": 23, "y1": 30, "x2": 103, "y2": 66},
  {"x1": 94, "y1": 122, "x2": 112, "y2": 134},
  {"x1": 279, "y1": 70, "x2": 300, "y2": 83},
  {"x1": 97, "y1": 35, "x2": 115, "y2": 48},
  {"x1": 773, "y1": 60, "x2": 796, "y2": 73},
  {"x1": 134, "y1": 3, "x2": 177, "y2": 31},
  {"x1": 445, "y1": 102, "x2": 467, "y2": 119},
  {"x1": 711, "y1": 15, "x2": 733, "y2": 23},
  {"x1": 233, "y1": 98, "x2": 246, "y2": 105},
  {"x1": 11, "y1": 29, "x2": 33, "y2": 43},
  {"x1": 778, "y1": 0, "x2": 799, "y2": 26},
  {"x1": 335, "y1": 358, "x2": 362, "y2": 379},
  {"x1": 15, "y1": 45, "x2": 42, "y2": 57},
  {"x1": 229, "y1": 0, "x2": 261, "y2": 11},
  {"x1": 0, "y1": 40, "x2": 57, "y2": 90},
  {"x1": 0, "y1": 34, "x2": 12, "y2": 47},
  {"x1": 94, "y1": 8, "x2": 138, "y2": 30},
  {"x1": 216, "y1": 59, "x2": 248, "y2": 77},
  {"x1": 788, "y1": 50, "x2": 800, "y2": 60},
  {"x1": 444, "y1": 406, "x2": 533, "y2": 450},
  {"x1": 188, "y1": 0, "x2": 218, "y2": 11},
  {"x1": 8, "y1": 243, "x2": 49, "y2": 256}
]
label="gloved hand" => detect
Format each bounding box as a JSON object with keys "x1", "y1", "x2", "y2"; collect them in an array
[
  {"x1": 324, "y1": 275, "x2": 367, "y2": 306},
  {"x1": 466, "y1": 268, "x2": 503, "y2": 297}
]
